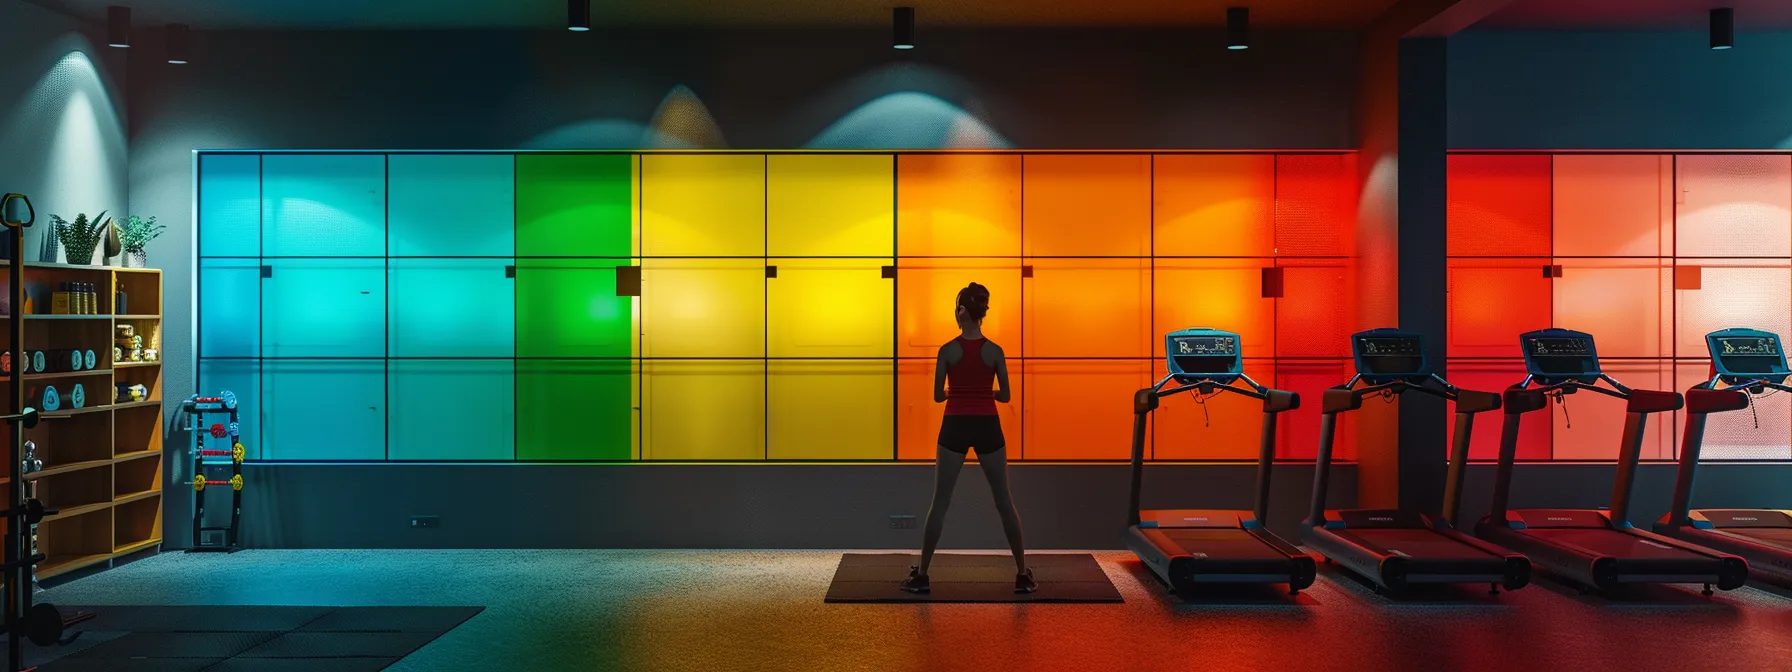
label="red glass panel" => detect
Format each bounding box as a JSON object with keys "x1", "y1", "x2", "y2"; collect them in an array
[
  {"x1": 1448, "y1": 360, "x2": 1548, "y2": 461},
  {"x1": 1274, "y1": 154, "x2": 1356, "y2": 257},
  {"x1": 1448, "y1": 259, "x2": 1551, "y2": 358},
  {"x1": 1448, "y1": 154, "x2": 1551, "y2": 257}
]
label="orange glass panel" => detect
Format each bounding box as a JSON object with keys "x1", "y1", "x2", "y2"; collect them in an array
[
  {"x1": 1673, "y1": 261, "x2": 1792, "y2": 358},
  {"x1": 1275, "y1": 359, "x2": 1354, "y2": 460},
  {"x1": 1448, "y1": 258, "x2": 1550, "y2": 358},
  {"x1": 1676, "y1": 154, "x2": 1792, "y2": 258},
  {"x1": 1153, "y1": 155, "x2": 1274, "y2": 257},
  {"x1": 896, "y1": 358, "x2": 1022, "y2": 460},
  {"x1": 1022, "y1": 154, "x2": 1150, "y2": 257},
  {"x1": 1447, "y1": 360, "x2": 1548, "y2": 461},
  {"x1": 1274, "y1": 154, "x2": 1357, "y2": 257},
  {"x1": 1553, "y1": 360, "x2": 1674, "y2": 461},
  {"x1": 1552, "y1": 154, "x2": 1672, "y2": 257},
  {"x1": 1447, "y1": 154, "x2": 1551, "y2": 257},
  {"x1": 1023, "y1": 359, "x2": 1150, "y2": 460},
  {"x1": 1553, "y1": 260, "x2": 1670, "y2": 359},
  {"x1": 1153, "y1": 361, "x2": 1273, "y2": 460},
  {"x1": 1024, "y1": 258, "x2": 1150, "y2": 358},
  {"x1": 1675, "y1": 362, "x2": 1790, "y2": 460},
  {"x1": 1277, "y1": 262, "x2": 1352, "y2": 358},
  {"x1": 896, "y1": 154, "x2": 1021, "y2": 258},
  {"x1": 1153, "y1": 259, "x2": 1274, "y2": 358},
  {"x1": 895, "y1": 258, "x2": 1022, "y2": 359}
]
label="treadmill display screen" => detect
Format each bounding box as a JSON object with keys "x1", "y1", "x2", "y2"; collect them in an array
[
  {"x1": 1715, "y1": 336, "x2": 1784, "y2": 374},
  {"x1": 1355, "y1": 336, "x2": 1424, "y2": 376},
  {"x1": 1170, "y1": 335, "x2": 1238, "y2": 374},
  {"x1": 1525, "y1": 336, "x2": 1597, "y2": 377}
]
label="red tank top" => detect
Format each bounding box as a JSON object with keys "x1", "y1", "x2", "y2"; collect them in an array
[{"x1": 945, "y1": 337, "x2": 998, "y2": 416}]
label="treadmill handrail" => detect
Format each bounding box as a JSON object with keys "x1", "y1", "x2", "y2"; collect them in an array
[
  {"x1": 1490, "y1": 374, "x2": 1680, "y2": 527},
  {"x1": 1310, "y1": 373, "x2": 1498, "y2": 530},
  {"x1": 1320, "y1": 374, "x2": 1488, "y2": 414},
  {"x1": 1668, "y1": 377, "x2": 1792, "y2": 527},
  {"x1": 1127, "y1": 376, "x2": 1302, "y2": 528}
]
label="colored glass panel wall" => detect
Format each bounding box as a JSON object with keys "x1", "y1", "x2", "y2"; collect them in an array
[
  {"x1": 1676, "y1": 361, "x2": 1791, "y2": 460},
  {"x1": 389, "y1": 360, "x2": 515, "y2": 460},
  {"x1": 1022, "y1": 155, "x2": 1151, "y2": 257},
  {"x1": 1447, "y1": 361, "x2": 1549, "y2": 461},
  {"x1": 515, "y1": 154, "x2": 634, "y2": 258},
  {"x1": 1276, "y1": 360, "x2": 1353, "y2": 460},
  {"x1": 896, "y1": 358, "x2": 1022, "y2": 460},
  {"x1": 261, "y1": 359, "x2": 385, "y2": 460},
  {"x1": 767, "y1": 155, "x2": 893, "y2": 257},
  {"x1": 516, "y1": 360, "x2": 634, "y2": 460},
  {"x1": 895, "y1": 258, "x2": 1022, "y2": 359},
  {"x1": 642, "y1": 259, "x2": 765, "y2": 358},
  {"x1": 1677, "y1": 155, "x2": 1792, "y2": 258},
  {"x1": 1276, "y1": 262, "x2": 1353, "y2": 358},
  {"x1": 1153, "y1": 155, "x2": 1275, "y2": 257},
  {"x1": 1552, "y1": 260, "x2": 1670, "y2": 358},
  {"x1": 1551, "y1": 360, "x2": 1674, "y2": 461},
  {"x1": 767, "y1": 259, "x2": 892, "y2": 359},
  {"x1": 1447, "y1": 154, "x2": 1551, "y2": 257},
  {"x1": 199, "y1": 258, "x2": 260, "y2": 358},
  {"x1": 896, "y1": 154, "x2": 1021, "y2": 258},
  {"x1": 1023, "y1": 359, "x2": 1148, "y2": 461},
  {"x1": 1275, "y1": 154, "x2": 1357, "y2": 257},
  {"x1": 768, "y1": 360, "x2": 893, "y2": 460},
  {"x1": 199, "y1": 153, "x2": 260, "y2": 257},
  {"x1": 1447, "y1": 259, "x2": 1550, "y2": 359},
  {"x1": 389, "y1": 258, "x2": 515, "y2": 358},
  {"x1": 261, "y1": 259, "x2": 385, "y2": 359},
  {"x1": 389, "y1": 154, "x2": 515, "y2": 257},
  {"x1": 1674, "y1": 262, "x2": 1792, "y2": 357},
  {"x1": 1552, "y1": 154, "x2": 1671, "y2": 258},
  {"x1": 198, "y1": 360, "x2": 259, "y2": 458},
  {"x1": 261, "y1": 154, "x2": 386, "y2": 257},
  {"x1": 1153, "y1": 260, "x2": 1274, "y2": 357},
  {"x1": 1024, "y1": 259, "x2": 1150, "y2": 358},
  {"x1": 515, "y1": 260, "x2": 633, "y2": 359},
  {"x1": 1153, "y1": 361, "x2": 1274, "y2": 460},
  {"x1": 643, "y1": 154, "x2": 765, "y2": 257},
  {"x1": 643, "y1": 360, "x2": 765, "y2": 460}
]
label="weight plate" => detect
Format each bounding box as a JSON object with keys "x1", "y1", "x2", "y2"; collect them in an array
[
  {"x1": 30, "y1": 351, "x2": 43, "y2": 373},
  {"x1": 40, "y1": 386, "x2": 58, "y2": 412},
  {"x1": 192, "y1": 474, "x2": 206, "y2": 491},
  {"x1": 67, "y1": 350, "x2": 80, "y2": 371},
  {"x1": 230, "y1": 474, "x2": 244, "y2": 491},
  {"x1": 222, "y1": 390, "x2": 238, "y2": 410},
  {"x1": 209, "y1": 423, "x2": 227, "y2": 438},
  {"x1": 70, "y1": 384, "x2": 84, "y2": 409},
  {"x1": 231, "y1": 443, "x2": 246, "y2": 463},
  {"x1": 24, "y1": 602, "x2": 63, "y2": 646},
  {"x1": 83, "y1": 349, "x2": 96, "y2": 370}
]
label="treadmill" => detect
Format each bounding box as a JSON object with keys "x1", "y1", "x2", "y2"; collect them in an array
[
  {"x1": 1476, "y1": 328, "x2": 1748, "y2": 595},
  {"x1": 1654, "y1": 328, "x2": 1792, "y2": 587},
  {"x1": 1303, "y1": 328, "x2": 1530, "y2": 594},
  {"x1": 1125, "y1": 328, "x2": 1317, "y2": 596}
]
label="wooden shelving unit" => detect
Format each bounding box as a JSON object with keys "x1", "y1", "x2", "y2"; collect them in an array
[{"x1": 4, "y1": 262, "x2": 163, "y2": 579}]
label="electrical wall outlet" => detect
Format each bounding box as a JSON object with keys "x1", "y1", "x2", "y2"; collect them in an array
[
  {"x1": 410, "y1": 516, "x2": 439, "y2": 529},
  {"x1": 888, "y1": 515, "x2": 916, "y2": 530}
]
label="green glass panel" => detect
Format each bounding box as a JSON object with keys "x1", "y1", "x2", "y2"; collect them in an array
[
  {"x1": 515, "y1": 154, "x2": 632, "y2": 258},
  {"x1": 516, "y1": 359, "x2": 633, "y2": 460},
  {"x1": 516, "y1": 259, "x2": 631, "y2": 358}
]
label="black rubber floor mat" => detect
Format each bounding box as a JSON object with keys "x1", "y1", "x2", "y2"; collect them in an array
[
  {"x1": 826, "y1": 553, "x2": 1124, "y2": 603},
  {"x1": 68, "y1": 631, "x2": 279, "y2": 659},
  {"x1": 36, "y1": 658, "x2": 224, "y2": 672},
  {"x1": 239, "y1": 632, "x2": 442, "y2": 658},
  {"x1": 78, "y1": 605, "x2": 333, "y2": 632},
  {"x1": 204, "y1": 657, "x2": 399, "y2": 672},
  {"x1": 296, "y1": 606, "x2": 483, "y2": 633}
]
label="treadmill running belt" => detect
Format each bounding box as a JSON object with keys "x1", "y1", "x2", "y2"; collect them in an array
[
  {"x1": 1158, "y1": 529, "x2": 1283, "y2": 559},
  {"x1": 1525, "y1": 529, "x2": 1703, "y2": 559},
  {"x1": 1727, "y1": 527, "x2": 1792, "y2": 547},
  {"x1": 1336, "y1": 529, "x2": 1494, "y2": 561}
]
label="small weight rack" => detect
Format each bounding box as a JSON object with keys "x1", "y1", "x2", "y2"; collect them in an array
[{"x1": 183, "y1": 392, "x2": 246, "y2": 553}]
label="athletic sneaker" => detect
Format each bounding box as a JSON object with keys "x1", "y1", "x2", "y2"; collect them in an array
[
  {"x1": 1015, "y1": 568, "x2": 1037, "y2": 594},
  {"x1": 902, "y1": 565, "x2": 931, "y2": 594}
]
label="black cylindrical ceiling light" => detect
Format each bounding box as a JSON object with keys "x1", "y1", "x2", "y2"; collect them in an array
[
  {"x1": 1711, "y1": 7, "x2": 1734, "y2": 50},
  {"x1": 568, "y1": 0, "x2": 591, "y2": 32},
  {"x1": 1227, "y1": 7, "x2": 1249, "y2": 50},
  {"x1": 106, "y1": 6, "x2": 131, "y2": 48},
  {"x1": 893, "y1": 7, "x2": 915, "y2": 50},
  {"x1": 166, "y1": 23, "x2": 189, "y2": 64}
]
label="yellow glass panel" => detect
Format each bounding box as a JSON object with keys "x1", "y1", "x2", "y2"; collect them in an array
[
  {"x1": 643, "y1": 360, "x2": 764, "y2": 460},
  {"x1": 768, "y1": 155, "x2": 894, "y2": 257},
  {"x1": 1023, "y1": 154, "x2": 1151, "y2": 257},
  {"x1": 896, "y1": 154, "x2": 1021, "y2": 258},
  {"x1": 1154, "y1": 155, "x2": 1275, "y2": 257},
  {"x1": 642, "y1": 258, "x2": 764, "y2": 358},
  {"x1": 1024, "y1": 258, "x2": 1151, "y2": 358},
  {"x1": 642, "y1": 154, "x2": 765, "y2": 256},
  {"x1": 768, "y1": 259, "x2": 893, "y2": 358},
  {"x1": 768, "y1": 360, "x2": 894, "y2": 460},
  {"x1": 895, "y1": 258, "x2": 1022, "y2": 359},
  {"x1": 1153, "y1": 259, "x2": 1275, "y2": 358}
]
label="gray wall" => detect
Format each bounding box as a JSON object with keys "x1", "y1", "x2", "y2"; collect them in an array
[{"x1": 0, "y1": 0, "x2": 127, "y2": 258}]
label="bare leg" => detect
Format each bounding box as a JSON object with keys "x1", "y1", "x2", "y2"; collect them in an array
[
  {"x1": 918, "y1": 445, "x2": 968, "y2": 575},
  {"x1": 975, "y1": 447, "x2": 1027, "y2": 572}
]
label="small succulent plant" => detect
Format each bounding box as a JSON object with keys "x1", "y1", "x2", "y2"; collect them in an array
[{"x1": 49, "y1": 211, "x2": 107, "y2": 264}]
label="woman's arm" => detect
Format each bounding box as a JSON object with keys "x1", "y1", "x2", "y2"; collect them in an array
[
  {"x1": 933, "y1": 342, "x2": 956, "y2": 403},
  {"x1": 989, "y1": 342, "x2": 1012, "y2": 404}
]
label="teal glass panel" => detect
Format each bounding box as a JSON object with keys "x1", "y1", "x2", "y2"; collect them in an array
[
  {"x1": 262, "y1": 359, "x2": 384, "y2": 460},
  {"x1": 389, "y1": 154, "x2": 515, "y2": 257},
  {"x1": 516, "y1": 359, "x2": 633, "y2": 460},
  {"x1": 515, "y1": 260, "x2": 632, "y2": 358},
  {"x1": 389, "y1": 258, "x2": 514, "y2": 358},
  {"x1": 198, "y1": 359, "x2": 260, "y2": 459},
  {"x1": 389, "y1": 359, "x2": 514, "y2": 460},
  {"x1": 199, "y1": 258, "x2": 261, "y2": 358},
  {"x1": 262, "y1": 154, "x2": 386, "y2": 257},
  {"x1": 262, "y1": 259, "x2": 384, "y2": 358},
  {"x1": 199, "y1": 153, "x2": 261, "y2": 257}
]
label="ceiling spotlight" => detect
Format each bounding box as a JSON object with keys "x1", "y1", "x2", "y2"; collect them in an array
[
  {"x1": 166, "y1": 24, "x2": 189, "y2": 64},
  {"x1": 568, "y1": 0, "x2": 590, "y2": 32},
  {"x1": 893, "y1": 7, "x2": 915, "y2": 50},
  {"x1": 107, "y1": 6, "x2": 131, "y2": 48},
  {"x1": 1227, "y1": 7, "x2": 1249, "y2": 51},
  {"x1": 1711, "y1": 7, "x2": 1734, "y2": 50}
]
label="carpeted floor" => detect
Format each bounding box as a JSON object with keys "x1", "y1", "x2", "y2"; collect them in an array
[{"x1": 30, "y1": 549, "x2": 1792, "y2": 672}]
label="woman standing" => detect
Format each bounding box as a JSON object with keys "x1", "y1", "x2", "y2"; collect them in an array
[{"x1": 902, "y1": 282, "x2": 1035, "y2": 594}]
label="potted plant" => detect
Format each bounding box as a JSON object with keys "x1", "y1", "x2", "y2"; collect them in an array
[
  {"x1": 49, "y1": 211, "x2": 106, "y2": 265},
  {"x1": 118, "y1": 215, "x2": 165, "y2": 268}
]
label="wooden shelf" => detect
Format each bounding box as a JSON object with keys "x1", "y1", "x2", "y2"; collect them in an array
[
  {"x1": 0, "y1": 261, "x2": 116, "y2": 271},
  {"x1": 113, "y1": 489, "x2": 160, "y2": 505},
  {"x1": 10, "y1": 314, "x2": 112, "y2": 320},
  {"x1": 27, "y1": 459, "x2": 112, "y2": 480},
  {"x1": 113, "y1": 449, "x2": 160, "y2": 463},
  {"x1": 112, "y1": 538, "x2": 160, "y2": 556},
  {"x1": 2, "y1": 369, "x2": 112, "y2": 382},
  {"x1": 42, "y1": 500, "x2": 111, "y2": 523},
  {"x1": 114, "y1": 315, "x2": 160, "y2": 320},
  {"x1": 38, "y1": 553, "x2": 112, "y2": 579},
  {"x1": 113, "y1": 268, "x2": 161, "y2": 274},
  {"x1": 114, "y1": 361, "x2": 161, "y2": 368},
  {"x1": 110, "y1": 400, "x2": 162, "y2": 411},
  {"x1": 42, "y1": 404, "x2": 117, "y2": 418}
]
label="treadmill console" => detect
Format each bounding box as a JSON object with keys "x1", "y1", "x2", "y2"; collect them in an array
[
  {"x1": 1520, "y1": 329, "x2": 1601, "y2": 385},
  {"x1": 1165, "y1": 328, "x2": 1243, "y2": 384},
  {"x1": 1351, "y1": 329, "x2": 1429, "y2": 384},
  {"x1": 1707, "y1": 328, "x2": 1791, "y2": 385}
]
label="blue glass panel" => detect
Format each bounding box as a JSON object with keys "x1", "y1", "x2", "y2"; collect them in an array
[
  {"x1": 198, "y1": 359, "x2": 260, "y2": 459},
  {"x1": 388, "y1": 359, "x2": 513, "y2": 460},
  {"x1": 262, "y1": 259, "x2": 384, "y2": 358},
  {"x1": 389, "y1": 258, "x2": 514, "y2": 358},
  {"x1": 199, "y1": 258, "x2": 260, "y2": 358},
  {"x1": 389, "y1": 154, "x2": 515, "y2": 257},
  {"x1": 262, "y1": 154, "x2": 386, "y2": 257},
  {"x1": 262, "y1": 359, "x2": 384, "y2": 460},
  {"x1": 199, "y1": 154, "x2": 261, "y2": 257}
]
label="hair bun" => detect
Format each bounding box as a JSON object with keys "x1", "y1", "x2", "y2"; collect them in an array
[{"x1": 957, "y1": 282, "x2": 990, "y2": 321}]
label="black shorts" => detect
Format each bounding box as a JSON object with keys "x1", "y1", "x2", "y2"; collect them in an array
[{"x1": 938, "y1": 415, "x2": 1005, "y2": 455}]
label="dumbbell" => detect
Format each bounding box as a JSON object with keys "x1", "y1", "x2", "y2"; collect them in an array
[{"x1": 70, "y1": 383, "x2": 84, "y2": 409}]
